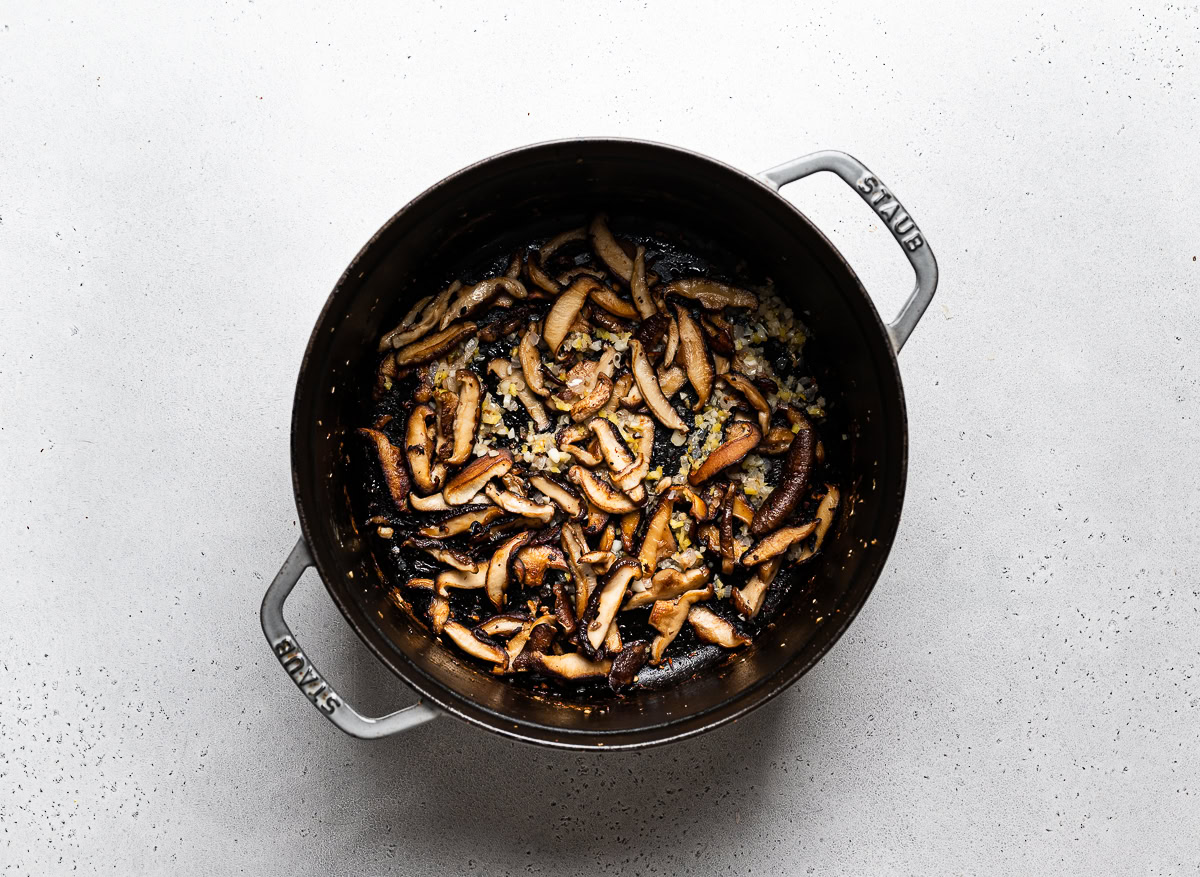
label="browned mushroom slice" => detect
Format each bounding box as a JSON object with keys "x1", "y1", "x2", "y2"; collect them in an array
[
  {"x1": 722, "y1": 373, "x2": 771, "y2": 435},
  {"x1": 630, "y1": 340, "x2": 687, "y2": 431},
  {"x1": 605, "y1": 372, "x2": 634, "y2": 414},
  {"x1": 435, "y1": 566, "x2": 487, "y2": 593},
  {"x1": 443, "y1": 621, "x2": 508, "y2": 666},
  {"x1": 588, "y1": 418, "x2": 634, "y2": 473},
  {"x1": 557, "y1": 266, "x2": 608, "y2": 286},
  {"x1": 750, "y1": 424, "x2": 815, "y2": 536},
  {"x1": 579, "y1": 549, "x2": 616, "y2": 573},
  {"x1": 525, "y1": 251, "x2": 561, "y2": 295},
  {"x1": 619, "y1": 510, "x2": 641, "y2": 548},
  {"x1": 380, "y1": 282, "x2": 458, "y2": 351},
  {"x1": 551, "y1": 578, "x2": 577, "y2": 635},
  {"x1": 539, "y1": 226, "x2": 587, "y2": 264},
  {"x1": 718, "y1": 485, "x2": 736, "y2": 576},
  {"x1": 760, "y1": 425, "x2": 796, "y2": 455},
  {"x1": 630, "y1": 245, "x2": 657, "y2": 319},
  {"x1": 732, "y1": 556, "x2": 781, "y2": 619},
  {"x1": 543, "y1": 277, "x2": 600, "y2": 355},
  {"x1": 588, "y1": 214, "x2": 634, "y2": 281},
  {"x1": 447, "y1": 369, "x2": 481, "y2": 465},
  {"x1": 419, "y1": 504, "x2": 504, "y2": 538},
  {"x1": 647, "y1": 585, "x2": 713, "y2": 664},
  {"x1": 487, "y1": 359, "x2": 550, "y2": 432},
  {"x1": 619, "y1": 374, "x2": 644, "y2": 408},
  {"x1": 558, "y1": 425, "x2": 605, "y2": 467},
  {"x1": 636, "y1": 492, "x2": 676, "y2": 576},
  {"x1": 570, "y1": 373, "x2": 613, "y2": 422},
  {"x1": 688, "y1": 605, "x2": 750, "y2": 648},
  {"x1": 355, "y1": 427, "x2": 410, "y2": 509},
  {"x1": 611, "y1": 414, "x2": 653, "y2": 501},
  {"x1": 406, "y1": 404, "x2": 445, "y2": 494},
  {"x1": 404, "y1": 538, "x2": 481, "y2": 573},
  {"x1": 656, "y1": 365, "x2": 688, "y2": 398},
  {"x1": 442, "y1": 451, "x2": 513, "y2": 506},
  {"x1": 730, "y1": 490, "x2": 755, "y2": 527},
  {"x1": 498, "y1": 614, "x2": 556, "y2": 672},
  {"x1": 513, "y1": 543, "x2": 568, "y2": 588},
  {"x1": 672, "y1": 305, "x2": 713, "y2": 411},
  {"x1": 624, "y1": 565, "x2": 711, "y2": 610},
  {"x1": 476, "y1": 613, "x2": 529, "y2": 638},
  {"x1": 590, "y1": 307, "x2": 631, "y2": 335},
  {"x1": 581, "y1": 558, "x2": 640, "y2": 655},
  {"x1": 485, "y1": 531, "x2": 533, "y2": 610},
  {"x1": 569, "y1": 466, "x2": 637, "y2": 514},
  {"x1": 394, "y1": 320, "x2": 477, "y2": 369},
  {"x1": 409, "y1": 491, "x2": 451, "y2": 512},
  {"x1": 528, "y1": 473, "x2": 584, "y2": 519},
  {"x1": 662, "y1": 315, "x2": 680, "y2": 367},
  {"x1": 712, "y1": 353, "x2": 730, "y2": 375},
  {"x1": 588, "y1": 284, "x2": 639, "y2": 319},
  {"x1": 529, "y1": 652, "x2": 612, "y2": 680},
  {"x1": 561, "y1": 521, "x2": 598, "y2": 619},
  {"x1": 440, "y1": 277, "x2": 527, "y2": 330},
  {"x1": 608, "y1": 639, "x2": 649, "y2": 691},
  {"x1": 793, "y1": 484, "x2": 840, "y2": 564},
  {"x1": 688, "y1": 420, "x2": 762, "y2": 485},
  {"x1": 484, "y1": 482, "x2": 555, "y2": 524},
  {"x1": 434, "y1": 388, "x2": 457, "y2": 462},
  {"x1": 740, "y1": 521, "x2": 819, "y2": 566},
  {"x1": 378, "y1": 292, "x2": 433, "y2": 352},
  {"x1": 697, "y1": 522, "x2": 721, "y2": 555},
  {"x1": 663, "y1": 278, "x2": 757, "y2": 310},
  {"x1": 405, "y1": 577, "x2": 436, "y2": 591},
  {"x1": 519, "y1": 325, "x2": 550, "y2": 397},
  {"x1": 427, "y1": 593, "x2": 450, "y2": 634}
]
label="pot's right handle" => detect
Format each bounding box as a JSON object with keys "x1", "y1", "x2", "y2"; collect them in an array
[
  {"x1": 761, "y1": 151, "x2": 939, "y2": 352},
  {"x1": 260, "y1": 538, "x2": 441, "y2": 739}
]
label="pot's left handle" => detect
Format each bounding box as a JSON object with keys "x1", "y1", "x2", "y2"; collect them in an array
[{"x1": 260, "y1": 538, "x2": 441, "y2": 738}]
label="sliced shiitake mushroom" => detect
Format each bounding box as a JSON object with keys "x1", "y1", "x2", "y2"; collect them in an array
[
  {"x1": 485, "y1": 531, "x2": 533, "y2": 610},
  {"x1": 569, "y1": 465, "x2": 638, "y2": 514},
  {"x1": 608, "y1": 639, "x2": 649, "y2": 691},
  {"x1": 435, "y1": 566, "x2": 487, "y2": 593},
  {"x1": 519, "y1": 325, "x2": 550, "y2": 397},
  {"x1": 427, "y1": 592, "x2": 450, "y2": 634},
  {"x1": 647, "y1": 585, "x2": 713, "y2": 664},
  {"x1": 750, "y1": 422, "x2": 815, "y2": 536},
  {"x1": 611, "y1": 414, "x2": 653, "y2": 500},
  {"x1": 589, "y1": 284, "x2": 639, "y2": 320},
  {"x1": 419, "y1": 505, "x2": 504, "y2": 538},
  {"x1": 656, "y1": 365, "x2": 687, "y2": 398},
  {"x1": 539, "y1": 226, "x2": 587, "y2": 264},
  {"x1": 543, "y1": 277, "x2": 599, "y2": 355},
  {"x1": 378, "y1": 292, "x2": 433, "y2": 352},
  {"x1": 434, "y1": 388, "x2": 457, "y2": 462},
  {"x1": 718, "y1": 485, "x2": 736, "y2": 576},
  {"x1": 630, "y1": 339, "x2": 687, "y2": 431},
  {"x1": 443, "y1": 621, "x2": 508, "y2": 666},
  {"x1": 477, "y1": 613, "x2": 529, "y2": 638},
  {"x1": 570, "y1": 372, "x2": 613, "y2": 422},
  {"x1": 528, "y1": 473, "x2": 584, "y2": 519},
  {"x1": 404, "y1": 537, "x2": 480, "y2": 573},
  {"x1": 589, "y1": 418, "x2": 633, "y2": 474},
  {"x1": 722, "y1": 372, "x2": 771, "y2": 435},
  {"x1": 687, "y1": 605, "x2": 750, "y2": 648},
  {"x1": 447, "y1": 369, "x2": 481, "y2": 465},
  {"x1": 487, "y1": 359, "x2": 550, "y2": 431},
  {"x1": 394, "y1": 321, "x2": 477, "y2": 369},
  {"x1": 793, "y1": 484, "x2": 840, "y2": 564},
  {"x1": 636, "y1": 491, "x2": 676, "y2": 576},
  {"x1": 663, "y1": 278, "x2": 758, "y2": 310},
  {"x1": 525, "y1": 252, "x2": 561, "y2": 295},
  {"x1": 760, "y1": 425, "x2": 796, "y2": 455},
  {"x1": 484, "y1": 482, "x2": 555, "y2": 524},
  {"x1": 591, "y1": 307, "x2": 631, "y2": 334},
  {"x1": 624, "y1": 565, "x2": 711, "y2": 610},
  {"x1": 558, "y1": 424, "x2": 605, "y2": 467},
  {"x1": 409, "y1": 491, "x2": 452, "y2": 512},
  {"x1": 442, "y1": 450, "x2": 514, "y2": 505},
  {"x1": 561, "y1": 521, "x2": 598, "y2": 619},
  {"x1": 513, "y1": 543, "x2": 568, "y2": 588},
  {"x1": 673, "y1": 305, "x2": 713, "y2": 411},
  {"x1": 406, "y1": 404, "x2": 446, "y2": 494},
  {"x1": 380, "y1": 282, "x2": 457, "y2": 350},
  {"x1": 663, "y1": 315, "x2": 680, "y2": 368},
  {"x1": 579, "y1": 549, "x2": 616, "y2": 574},
  {"x1": 588, "y1": 214, "x2": 634, "y2": 281},
  {"x1": 630, "y1": 245, "x2": 656, "y2": 319},
  {"x1": 688, "y1": 420, "x2": 762, "y2": 485},
  {"x1": 528, "y1": 651, "x2": 612, "y2": 680},
  {"x1": 732, "y1": 556, "x2": 781, "y2": 619},
  {"x1": 580, "y1": 557, "x2": 640, "y2": 656},
  {"x1": 740, "y1": 520, "x2": 818, "y2": 566},
  {"x1": 440, "y1": 277, "x2": 527, "y2": 329},
  {"x1": 356, "y1": 427, "x2": 410, "y2": 509}
]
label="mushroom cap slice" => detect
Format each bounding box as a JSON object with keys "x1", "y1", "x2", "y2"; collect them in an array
[
  {"x1": 624, "y1": 565, "x2": 711, "y2": 610},
  {"x1": 443, "y1": 621, "x2": 508, "y2": 666},
  {"x1": 688, "y1": 420, "x2": 762, "y2": 485},
  {"x1": 378, "y1": 291, "x2": 433, "y2": 352},
  {"x1": 442, "y1": 449, "x2": 514, "y2": 505},
  {"x1": 740, "y1": 521, "x2": 819, "y2": 566},
  {"x1": 663, "y1": 278, "x2": 757, "y2": 310},
  {"x1": 485, "y1": 482, "x2": 555, "y2": 524},
  {"x1": 539, "y1": 226, "x2": 587, "y2": 263},
  {"x1": 529, "y1": 473, "x2": 585, "y2": 520},
  {"x1": 760, "y1": 425, "x2": 797, "y2": 455},
  {"x1": 418, "y1": 504, "x2": 504, "y2": 538},
  {"x1": 687, "y1": 605, "x2": 750, "y2": 648},
  {"x1": 629, "y1": 339, "x2": 687, "y2": 431},
  {"x1": 447, "y1": 370, "x2": 482, "y2": 465},
  {"x1": 608, "y1": 640, "x2": 650, "y2": 691},
  {"x1": 630, "y1": 245, "x2": 657, "y2": 319},
  {"x1": 588, "y1": 284, "x2": 639, "y2": 319},
  {"x1": 569, "y1": 465, "x2": 638, "y2": 514},
  {"x1": 543, "y1": 277, "x2": 600, "y2": 355},
  {"x1": 580, "y1": 558, "x2": 641, "y2": 655},
  {"x1": 656, "y1": 365, "x2": 687, "y2": 398},
  {"x1": 793, "y1": 484, "x2": 840, "y2": 564},
  {"x1": 435, "y1": 566, "x2": 487, "y2": 593},
  {"x1": 647, "y1": 585, "x2": 713, "y2": 665},
  {"x1": 636, "y1": 491, "x2": 676, "y2": 577},
  {"x1": 406, "y1": 539, "x2": 480, "y2": 573},
  {"x1": 485, "y1": 531, "x2": 533, "y2": 610},
  {"x1": 732, "y1": 557, "x2": 782, "y2": 619},
  {"x1": 749, "y1": 425, "x2": 815, "y2": 536},
  {"x1": 409, "y1": 491, "x2": 451, "y2": 512},
  {"x1": 426, "y1": 593, "x2": 451, "y2": 634},
  {"x1": 440, "y1": 277, "x2": 527, "y2": 330},
  {"x1": 356, "y1": 427, "x2": 410, "y2": 509},
  {"x1": 588, "y1": 214, "x2": 634, "y2": 281},
  {"x1": 394, "y1": 321, "x2": 478, "y2": 368},
  {"x1": 722, "y1": 372, "x2": 771, "y2": 435},
  {"x1": 589, "y1": 418, "x2": 634, "y2": 473},
  {"x1": 477, "y1": 613, "x2": 529, "y2": 638},
  {"x1": 519, "y1": 325, "x2": 550, "y2": 397},
  {"x1": 405, "y1": 404, "x2": 445, "y2": 494},
  {"x1": 380, "y1": 282, "x2": 457, "y2": 351},
  {"x1": 513, "y1": 543, "x2": 568, "y2": 588},
  {"x1": 673, "y1": 305, "x2": 713, "y2": 411},
  {"x1": 570, "y1": 373, "x2": 613, "y2": 422},
  {"x1": 561, "y1": 521, "x2": 598, "y2": 618},
  {"x1": 529, "y1": 651, "x2": 612, "y2": 680}
]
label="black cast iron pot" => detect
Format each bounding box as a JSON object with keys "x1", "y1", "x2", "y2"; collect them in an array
[{"x1": 260, "y1": 140, "x2": 938, "y2": 750}]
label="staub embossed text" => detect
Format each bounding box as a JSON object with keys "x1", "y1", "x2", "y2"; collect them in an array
[
  {"x1": 273, "y1": 637, "x2": 342, "y2": 714},
  {"x1": 855, "y1": 175, "x2": 924, "y2": 252}
]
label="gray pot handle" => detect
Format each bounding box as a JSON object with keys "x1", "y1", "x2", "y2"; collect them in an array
[
  {"x1": 260, "y1": 538, "x2": 441, "y2": 738},
  {"x1": 760, "y1": 151, "x2": 939, "y2": 352}
]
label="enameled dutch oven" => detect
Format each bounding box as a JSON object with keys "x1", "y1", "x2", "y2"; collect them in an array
[{"x1": 260, "y1": 140, "x2": 938, "y2": 750}]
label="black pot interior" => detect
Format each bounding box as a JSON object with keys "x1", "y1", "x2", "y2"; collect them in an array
[{"x1": 291, "y1": 140, "x2": 907, "y2": 748}]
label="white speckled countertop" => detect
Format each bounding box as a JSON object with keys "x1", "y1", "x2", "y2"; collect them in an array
[{"x1": 2, "y1": 2, "x2": 1198, "y2": 873}]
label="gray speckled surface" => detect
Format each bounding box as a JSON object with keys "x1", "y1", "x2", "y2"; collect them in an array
[{"x1": 2, "y1": 1, "x2": 1198, "y2": 873}]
